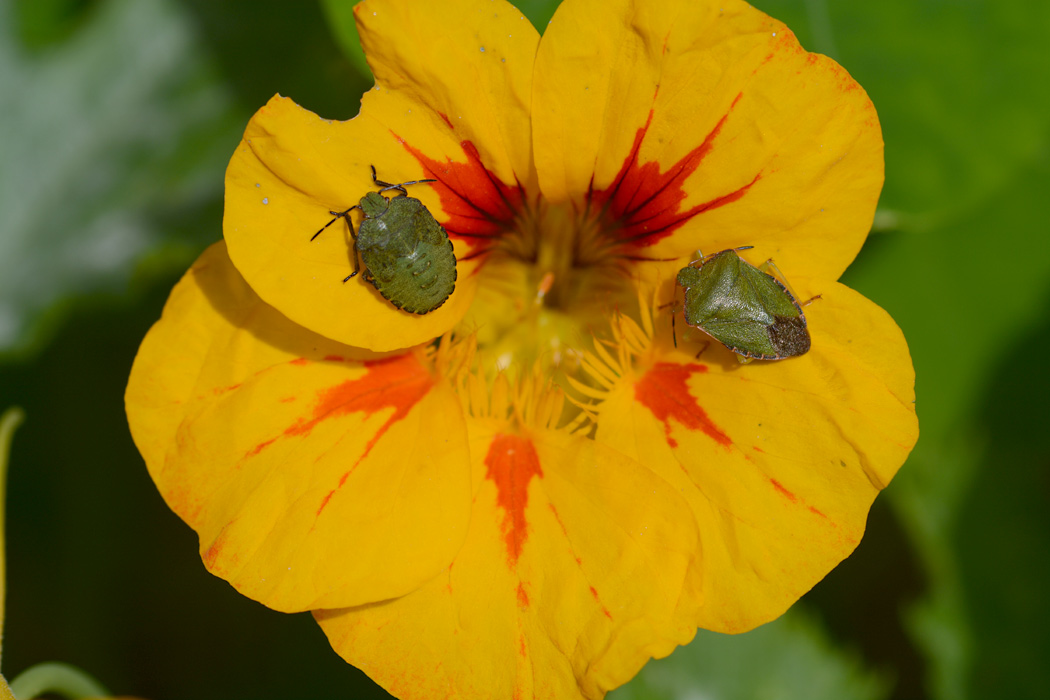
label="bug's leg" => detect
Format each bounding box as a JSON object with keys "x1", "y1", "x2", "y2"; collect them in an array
[
  {"x1": 336, "y1": 208, "x2": 362, "y2": 283},
  {"x1": 800, "y1": 294, "x2": 822, "y2": 307},
  {"x1": 758, "y1": 257, "x2": 802, "y2": 301},
  {"x1": 671, "y1": 285, "x2": 681, "y2": 348},
  {"x1": 311, "y1": 204, "x2": 359, "y2": 241},
  {"x1": 370, "y1": 164, "x2": 391, "y2": 188},
  {"x1": 735, "y1": 354, "x2": 754, "y2": 365},
  {"x1": 687, "y1": 248, "x2": 707, "y2": 269},
  {"x1": 342, "y1": 238, "x2": 361, "y2": 282},
  {"x1": 694, "y1": 340, "x2": 710, "y2": 360}
]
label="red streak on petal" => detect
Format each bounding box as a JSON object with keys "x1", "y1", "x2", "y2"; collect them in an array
[
  {"x1": 437, "y1": 112, "x2": 454, "y2": 130},
  {"x1": 589, "y1": 585, "x2": 614, "y2": 620},
  {"x1": 214, "y1": 383, "x2": 241, "y2": 395},
  {"x1": 245, "y1": 437, "x2": 277, "y2": 458},
  {"x1": 399, "y1": 136, "x2": 523, "y2": 247},
  {"x1": 548, "y1": 503, "x2": 585, "y2": 565},
  {"x1": 547, "y1": 503, "x2": 569, "y2": 537},
  {"x1": 635, "y1": 362, "x2": 732, "y2": 449},
  {"x1": 316, "y1": 489, "x2": 335, "y2": 516},
  {"x1": 770, "y1": 478, "x2": 798, "y2": 503},
  {"x1": 484, "y1": 433, "x2": 544, "y2": 567},
  {"x1": 278, "y1": 396, "x2": 296, "y2": 403},
  {"x1": 517, "y1": 582, "x2": 529, "y2": 608},
  {"x1": 202, "y1": 540, "x2": 221, "y2": 568},
  {"x1": 202, "y1": 528, "x2": 230, "y2": 572},
  {"x1": 771, "y1": 479, "x2": 832, "y2": 522},
  {"x1": 753, "y1": 446, "x2": 766, "y2": 453},
  {"x1": 589, "y1": 93, "x2": 760, "y2": 247},
  {"x1": 290, "y1": 358, "x2": 308, "y2": 366}
]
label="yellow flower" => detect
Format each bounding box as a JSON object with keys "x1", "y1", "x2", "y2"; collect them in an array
[{"x1": 126, "y1": 0, "x2": 917, "y2": 697}]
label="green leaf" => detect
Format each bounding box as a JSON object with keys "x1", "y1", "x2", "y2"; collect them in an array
[
  {"x1": 9, "y1": 662, "x2": 109, "y2": 700},
  {"x1": 319, "y1": 0, "x2": 372, "y2": 80},
  {"x1": 320, "y1": 0, "x2": 563, "y2": 79},
  {"x1": 751, "y1": 3, "x2": 1050, "y2": 699},
  {"x1": 514, "y1": 0, "x2": 561, "y2": 32},
  {"x1": 0, "y1": 0, "x2": 238, "y2": 356},
  {"x1": 611, "y1": 611, "x2": 888, "y2": 700}
]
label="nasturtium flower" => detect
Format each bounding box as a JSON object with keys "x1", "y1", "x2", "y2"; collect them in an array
[{"x1": 126, "y1": 0, "x2": 917, "y2": 697}]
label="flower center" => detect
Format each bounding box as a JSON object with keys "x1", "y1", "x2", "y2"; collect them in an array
[{"x1": 460, "y1": 201, "x2": 643, "y2": 375}]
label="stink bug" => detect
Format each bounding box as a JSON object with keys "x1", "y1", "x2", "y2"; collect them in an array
[
  {"x1": 673, "y1": 246, "x2": 811, "y2": 361},
  {"x1": 311, "y1": 165, "x2": 457, "y2": 314}
]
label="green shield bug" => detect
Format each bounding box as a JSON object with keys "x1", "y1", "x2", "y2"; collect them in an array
[
  {"x1": 673, "y1": 246, "x2": 812, "y2": 361},
  {"x1": 311, "y1": 165, "x2": 457, "y2": 314}
]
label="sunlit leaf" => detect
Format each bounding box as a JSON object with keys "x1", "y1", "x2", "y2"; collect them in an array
[
  {"x1": 610, "y1": 610, "x2": 888, "y2": 700},
  {"x1": 0, "y1": 0, "x2": 237, "y2": 355},
  {"x1": 319, "y1": 0, "x2": 371, "y2": 79}
]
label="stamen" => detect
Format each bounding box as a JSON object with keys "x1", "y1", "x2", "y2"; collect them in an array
[{"x1": 456, "y1": 362, "x2": 568, "y2": 432}]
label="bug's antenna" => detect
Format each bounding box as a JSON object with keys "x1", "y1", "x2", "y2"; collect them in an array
[{"x1": 370, "y1": 164, "x2": 437, "y2": 197}]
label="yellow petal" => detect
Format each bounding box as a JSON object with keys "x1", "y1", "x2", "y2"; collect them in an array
[
  {"x1": 595, "y1": 280, "x2": 917, "y2": 633},
  {"x1": 533, "y1": 0, "x2": 882, "y2": 280},
  {"x1": 315, "y1": 423, "x2": 702, "y2": 700},
  {"x1": 126, "y1": 242, "x2": 471, "y2": 611},
  {"x1": 225, "y1": 0, "x2": 540, "y2": 351},
  {"x1": 357, "y1": 0, "x2": 539, "y2": 193}
]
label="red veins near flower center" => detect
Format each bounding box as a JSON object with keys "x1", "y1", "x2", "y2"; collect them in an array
[
  {"x1": 589, "y1": 94, "x2": 761, "y2": 248},
  {"x1": 484, "y1": 433, "x2": 544, "y2": 567},
  {"x1": 400, "y1": 135, "x2": 523, "y2": 250},
  {"x1": 635, "y1": 362, "x2": 732, "y2": 449}
]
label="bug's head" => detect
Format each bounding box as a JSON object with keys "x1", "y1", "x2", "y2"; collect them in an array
[
  {"x1": 676, "y1": 266, "x2": 702, "y2": 289},
  {"x1": 360, "y1": 191, "x2": 389, "y2": 218}
]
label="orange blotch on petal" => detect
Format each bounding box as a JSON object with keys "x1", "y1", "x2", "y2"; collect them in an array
[
  {"x1": 634, "y1": 362, "x2": 732, "y2": 449},
  {"x1": 484, "y1": 433, "x2": 544, "y2": 567},
  {"x1": 275, "y1": 355, "x2": 434, "y2": 517},
  {"x1": 245, "y1": 354, "x2": 434, "y2": 468},
  {"x1": 284, "y1": 355, "x2": 433, "y2": 441}
]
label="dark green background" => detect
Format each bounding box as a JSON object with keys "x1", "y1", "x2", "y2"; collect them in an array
[{"x1": 1, "y1": 0, "x2": 1046, "y2": 698}]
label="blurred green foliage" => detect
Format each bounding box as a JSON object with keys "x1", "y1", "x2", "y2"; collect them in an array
[{"x1": 0, "y1": 0, "x2": 1047, "y2": 698}]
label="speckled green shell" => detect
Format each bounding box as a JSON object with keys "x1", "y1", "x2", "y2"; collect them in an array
[
  {"x1": 356, "y1": 192, "x2": 457, "y2": 314},
  {"x1": 676, "y1": 249, "x2": 810, "y2": 360}
]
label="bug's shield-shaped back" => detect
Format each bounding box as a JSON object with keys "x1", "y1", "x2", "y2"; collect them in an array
[
  {"x1": 679, "y1": 252, "x2": 809, "y2": 359},
  {"x1": 359, "y1": 196, "x2": 458, "y2": 314}
]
